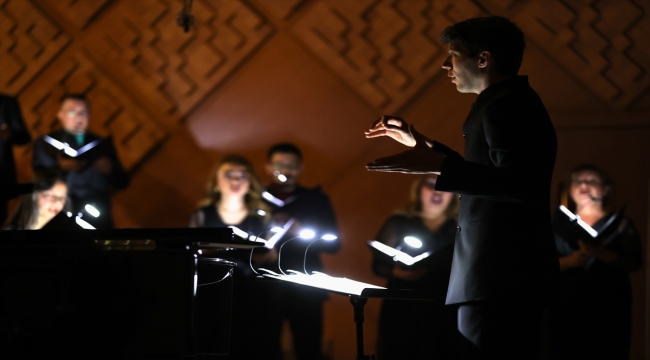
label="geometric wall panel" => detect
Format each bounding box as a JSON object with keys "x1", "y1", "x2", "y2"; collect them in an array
[
  {"x1": 83, "y1": 0, "x2": 274, "y2": 120},
  {"x1": 486, "y1": 0, "x2": 650, "y2": 109},
  {"x1": 291, "y1": 0, "x2": 485, "y2": 112},
  {"x1": 0, "y1": 0, "x2": 71, "y2": 94},
  {"x1": 37, "y1": 0, "x2": 114, "y2": 30}
]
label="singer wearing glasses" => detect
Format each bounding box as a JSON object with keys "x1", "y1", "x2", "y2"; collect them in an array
[
  {"x1": 3, "y1": 170, "x2": 70, "y2": 230},
  {"x1": 189, "y1": 154, "x2": 281, "y2": 360},
  {"x1": 262, "y1": 142, "x2": 340, "y2": 360},
  {"x1": 548, "y1": 164, "x2": 643, "y2": 360},
  {"x1": 31, "y1": 94, "x2": 129, "y2": 229},
  {"x1": 371, "y1": 175, "x2": 459, "y2": 360}
]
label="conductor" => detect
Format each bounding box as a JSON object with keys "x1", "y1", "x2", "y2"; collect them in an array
[{"x1": 365, "y1": 16, "x2": 558, "y2": 359}]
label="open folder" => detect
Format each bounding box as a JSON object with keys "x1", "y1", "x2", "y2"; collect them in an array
[
  {"x1": 43, "y1": 135, "x2": 110, "y2": 161},
  {"x1": 556, "y1": 205, "x2": 626, "y2": 246},
  {"x1": 367, "y1": 240, "x2": 432, "y2": 266},
  {"x1": 258, "y1": 268, "x2": 385, "y2": 296}
]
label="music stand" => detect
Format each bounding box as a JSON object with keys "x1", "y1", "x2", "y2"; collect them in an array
[{"x1": 260, "y1": 270, "x2": 432, "y2": 360}]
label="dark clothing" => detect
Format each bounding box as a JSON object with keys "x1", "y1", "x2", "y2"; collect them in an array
[
  {"x1": 457, "y1": 300, "x2": 546, "y2": 359},
  {"x1": 372, "y1": 215, "x2": 458, "y2": 360},
  {"x1": 434, "y1": 76, "x2": 558, "y2": 305},
  {"x1": 0, "y1": 95, "x2": 31, "y2": 223},
  {"x1": 189, "y1": 205, "x2": 282, "y2": 360},
  {"x1": 263, "y1": 184, "x2": 340, "y2": 360},
  {"x1": 548, "y1": 211, "x2": 643, "y2": 360},
  {"x1": 32, "y1": 130, "x2": 128, "y2": 228},
  {"x1": 432, "y1": 76, "x2": 558, "y2": 358}
]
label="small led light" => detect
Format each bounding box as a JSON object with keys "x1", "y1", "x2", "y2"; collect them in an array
[
  {"x1": 403, "y1": 236, "x2": 422, "y2": 249},
  {"x1": 299, "y1": 229, "x2": 316, "y2": 240},
  {"x1": 84, "y1": 204, "x2": 100, "y2": 217},
  {"x1": 75, "y1": 216, "x2": 95, "y2": 229},
  {"x1": 278, "y1": 174, "x2": 287, "y2": 182},
  {"x1": 321, "y1": 234, "x2": 337, "y2": 241},
  {"x1": 257, "y1": 209, "x2": 267, "y2": 216},
  {"x1": 270, "y1": 226, "x2": 283, "y2": 233},
  {"x1": 228, "y1": 226, "x2": 249, "y2": 239}
]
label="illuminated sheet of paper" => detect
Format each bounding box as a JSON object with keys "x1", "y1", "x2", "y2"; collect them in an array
[
  {"x1": 259, "y1": 269, "x2": 385, "y2": 296},
  {"x1": 43, "y1": 135, "x2": 102, "y2": 158},
  {"x1": 228, "y1": 218, "x2": 295, "y2": 249},
  {"x1": 367, "y1": 240, "x2": 432, "y2": 266},
  {"x1": 559, "y1": 205, "x2": 598, "y2": 238}
]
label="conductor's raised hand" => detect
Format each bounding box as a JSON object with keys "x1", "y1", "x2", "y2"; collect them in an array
[
  {"x1": 365, "y1": 115, "x2": 417, "y2": 147},
  {"x1": 366, "y1": 124, "x2": 443, "y2": 174}
]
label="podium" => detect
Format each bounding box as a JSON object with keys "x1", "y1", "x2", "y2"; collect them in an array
[
  {"x1": 260, "y1": 270, "x2": 432, "y2": 360},
  {"x1": 0, "y1": 227, "x2": 262, "y2": 358}
]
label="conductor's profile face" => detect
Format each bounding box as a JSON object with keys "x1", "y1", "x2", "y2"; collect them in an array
[
  {"x1": 441, "y1": 43, "x2": 482, "y2": 94},
  {"x1": 58, "y1": 99, "x2": 89, "y2": 135}
]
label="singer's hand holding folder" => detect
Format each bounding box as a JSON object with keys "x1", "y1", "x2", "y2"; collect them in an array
[{"x1": 367, "y1": 240, "x2": 432, "y2": 266}]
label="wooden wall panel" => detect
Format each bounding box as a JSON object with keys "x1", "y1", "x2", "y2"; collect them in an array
[
  {"x1": 83, "y1": 0, "x2": 274, "y2": 122},
  {"x1": 291, "y1": 0, "x2": 485, "y2": 112},
  {"x1": 0, "y1": 0, "x2": 71, "y2": 94},
  {"x1": 37, "y1": 0, "x2": 113, "y2": 30},
  {"x1": 485, "y1": 0, "x2": 650, "y2": 109}
]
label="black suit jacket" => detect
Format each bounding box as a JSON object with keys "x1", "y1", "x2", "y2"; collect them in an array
[
  {"x1": 32, "y1": 129, "x2": 129, "y2": 227},
  {"x1": 434, "y1": 76, "x2": 559, "y2": 304},
  {"x1": 0, "y1": 94, "x2": 31, "y2": 185}
]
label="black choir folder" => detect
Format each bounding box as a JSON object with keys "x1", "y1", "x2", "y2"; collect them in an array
[
  {"x1": 555, "y1": 204, "x2": 626, "y2": 246},
  {"x1": 43, "y1": 135, "x2": 112, "y2": 162},
  {"x1": 367, "y1": 240, "x2": 432, "y2": 266}
]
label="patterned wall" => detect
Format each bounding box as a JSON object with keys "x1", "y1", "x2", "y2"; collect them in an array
[{"x1": 1, "y1": 0, "x2": 649, "y2": 172}]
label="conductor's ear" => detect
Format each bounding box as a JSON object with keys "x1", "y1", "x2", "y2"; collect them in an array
[{"x1": 478, "y1": 51, "x2": 491, "y2": 69}]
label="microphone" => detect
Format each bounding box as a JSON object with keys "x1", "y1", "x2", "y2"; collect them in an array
[
  {"x1": 588, "y1": 194, "x2": 603, "y2": 204},
  {"x1": 176, "y1": 0, "x2": 195, "y2": 32},
  {"x1": 303, "y1": 233, "x2": 337, "y2": 274}
]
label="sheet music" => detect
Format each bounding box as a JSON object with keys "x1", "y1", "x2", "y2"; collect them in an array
[
  {"x1": 43, "y1": 135, "x2": 103, "y2": 158},
  {"x1": 259, "y1": 268, "x2": 385, "y2": 296},
  {"x1": 367, "y1": 240, "x2": 432, "y2": 266}
]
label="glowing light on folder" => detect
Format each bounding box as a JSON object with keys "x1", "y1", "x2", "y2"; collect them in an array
[
  {"x1": 559, "y1": 205, "x2": 598, "y2": 238},
  {"x1": 403, "y1": 236, "x2": 422, "y2": 248},
  {"x1": 84, "y1": 204, "x2": 100, "y2": 217},
  {"x1": 75, "y1": 216, "x2": 96, "y2": 229},
  {"x1": 228, "y1": 226, "x2": 249, "y2": 240},
  {"x1": 299, "y1": 229, "x2": 316, "y2": 240},
  {"x1": 368, "y1": 240, "x2": 431, "y2": 266},
  {"x1": 262, "y1": 191, "x2": 285, "y2": 207}
]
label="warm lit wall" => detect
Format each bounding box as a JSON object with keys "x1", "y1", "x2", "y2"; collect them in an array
[{"x1": 2, "y1": 1, "x2": 649, "y2": 359}]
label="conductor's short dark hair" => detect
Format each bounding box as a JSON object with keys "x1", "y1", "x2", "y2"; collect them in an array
[{"x1": 440, "y1": 16, "x2": 526, "y2": 76}]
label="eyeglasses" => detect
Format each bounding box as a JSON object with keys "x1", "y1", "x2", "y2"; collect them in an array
[
  {"x1": 271, "y1": 163, "x2": 300, "y2": 171},
  {"x1": 223, "y1": 171, "x2": 250, "y2": 181},
  {"x1": 422, "y1": 180, "x2": 437, "y2": 190},
  {"x1": 64, "y1": 109, "x2": 89, "y2": 118},
  {"x1": 39, "y1": 192, "x2": 67, "y2": 204},
  {"x1": 571, "y1": 178, "x2": 601, "y2": 187}
]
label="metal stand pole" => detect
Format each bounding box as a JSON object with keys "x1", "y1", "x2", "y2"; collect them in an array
[{"x1": 350, "y1": 296, "x2": 375, "y2": 360}]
